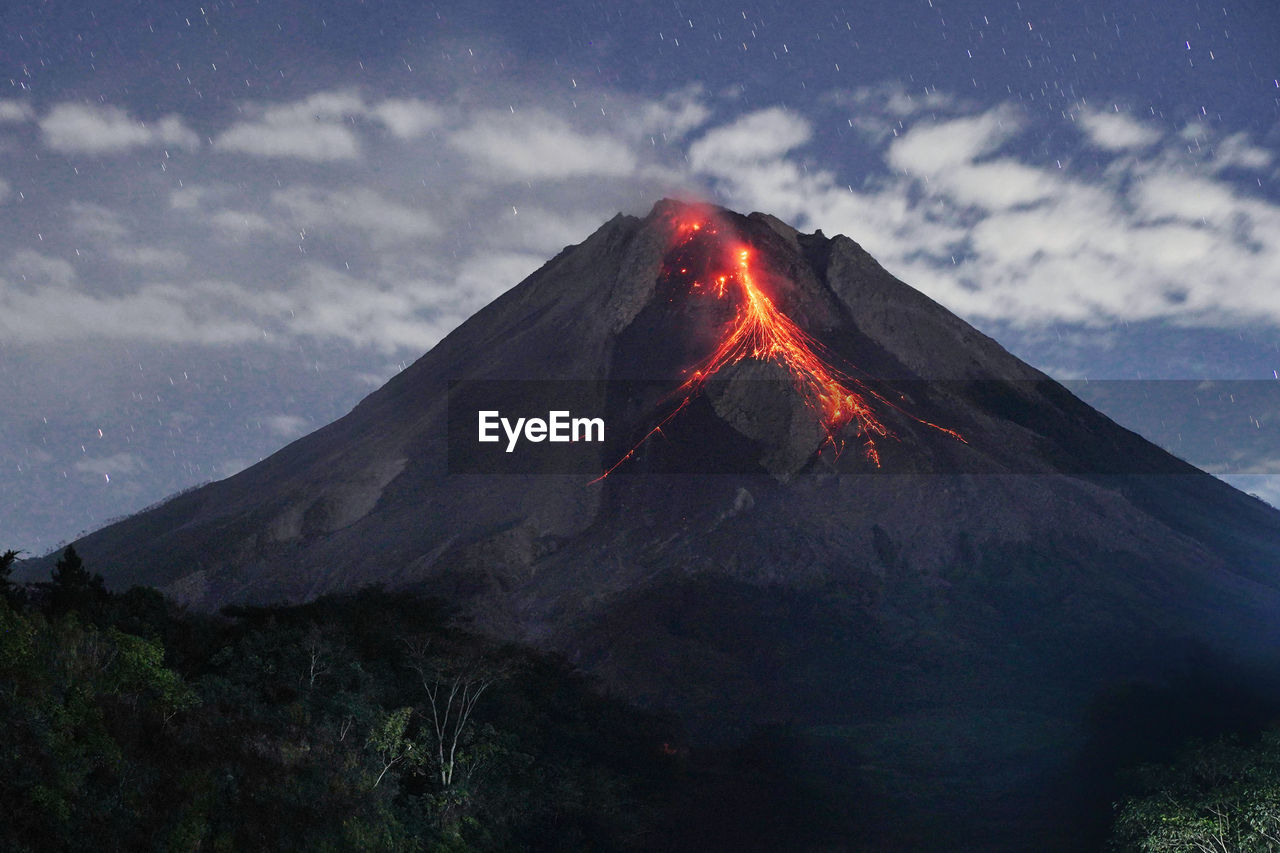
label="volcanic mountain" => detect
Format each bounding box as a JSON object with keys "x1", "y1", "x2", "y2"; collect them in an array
[{"x1": 58, "y1": 200, "x2": 1280, "y2": 849}]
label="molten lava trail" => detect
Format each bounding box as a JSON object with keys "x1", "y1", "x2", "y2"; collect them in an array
[{"x1": 592, "y1": 218, "x2": 964, "y2": 482}]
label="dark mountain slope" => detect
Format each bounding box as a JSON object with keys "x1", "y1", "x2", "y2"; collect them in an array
[{"x1": 47, "y1": 199, "x2": 1280, "y2": 849}]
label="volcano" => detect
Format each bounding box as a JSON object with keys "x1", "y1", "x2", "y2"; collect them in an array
[{"x1": 56, "y1": 200, "x2": 1280, "y2": 849}]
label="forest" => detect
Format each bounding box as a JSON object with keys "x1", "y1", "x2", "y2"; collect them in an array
[
  {"x1": 0, "y1": 547, "x2": 859, "y2": 852},
  {"x1": 5, "y1": 547, "x2": 1280, "y2": 851}
]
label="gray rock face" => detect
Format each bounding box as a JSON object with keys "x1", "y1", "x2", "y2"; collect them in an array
[{"x1": 58, "y1": 199, "x2": 1280, "y2": 848}]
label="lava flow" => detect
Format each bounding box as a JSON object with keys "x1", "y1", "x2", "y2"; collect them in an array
[{"x1": 593, "y1": 217, "x2": 964, "y2": 482}]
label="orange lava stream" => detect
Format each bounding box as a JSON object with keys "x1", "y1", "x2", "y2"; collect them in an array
[{"x1": 592, "y1": 218, "x2": 964, "y2": 482}]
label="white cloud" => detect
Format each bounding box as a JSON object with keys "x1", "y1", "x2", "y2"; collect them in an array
[
  {"x1": 154, "y1": 115, "x2": 201, "y2": 149},
  {"x1": 271, "y1": 185, "x2": 437, "y2": 245},
  {"x1": 109, "y1": 246, "x2": 189, "y2": 270},
  {"x1": 1210, "y1": 132, "x2": 1273, "y2": 172},
  {"x1": 8, "y1": 250, "x2": 77, "y2": 286},
  {"x1": 68, "y1": 201, "x2": 129, "y2": 240},
  {"x1": 11, "y1": 87, "x2": 1278, "y2": 364},
  {"x1": 215, "y1": 119, "x2": 360, "y2": 162},
  {"x1": 215, "y1": 90, "x2": 366, "y2": 162},
  {"x1": 1131, "y1": 172, "x2": 1241, "y2": 226},
  {"x1": 209, "y1": 209, "x2": 280, "y2": 240},
  {"x1": 170, "y1": 185, "x2": 209, "y2": 210},
  {"x1": 263, "y1": 414, "x2": 311, "y2": 439},
  {"x1": 213, "y1": 90, "x2": 444, "y2": 160},
  {"x1": 0, "y1": 100, "x2": 34, "y2": 122},
  {"x1": 0, "y1": 177, "x2": 10, "y2": 203},
  {"x1": 370, "y1": 98, "x2": 443, "y2": 139},
  {"x1": 74, "y1": 452, "x2": 145, "y2": 477},
  {"x1": 453, "y1": 251, "x2": 544, "y2": 310},
  {"x1": 0, "y1": 275, "x2": 267, "y2": 346},
  {"x1": 887, "y1": 107, "x2": 1021, "y2": 174},
  {"x1": 687, "y1": 100, "x2": 1280, "y2": 331},
  {"x1": 42, "y1": 104, "x2": 150, "y2": 152},
  {"x1": 637, "y1": 86, "x2": 711, "y2": 140},
  {"x1": 1078, "y1": 110, "x2": 1161, "y2": 151},
  {"x1": 1219, "y1": 475, "x2": 1280, "y2": 509},
  {"x1": 269, "y1": 252, "x2": 546, "y2": 354},
  {"x1": 277, "y1": 263, "x2": 454, "y2": 353},
  {"x1": 688, "y1": 107, "x2": 811, "y2": 168},
  {"x1": 267, "y1": 90, "x2": 367, "y2": 122},
  {"x1": 828, "y1": 82, "x2": 958, "y2": 118},
  {"x1": 498, "y1": 206, "x2": 603, "y2": 254},
  {"x1": 926, "y1": 159, "x2": 1059, "y2": 211},
  {"x1": 450, "y1": 109, "x2": 637, "y2": 179},
  {"x1": 39, "y1": 103, "x2": 199, "y2": 154},
  {"x1": 0, "y1": 247, "x2": 494, "y2": 354}
]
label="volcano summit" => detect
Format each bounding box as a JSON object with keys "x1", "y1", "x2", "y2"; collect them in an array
[{"x1": 56, "y1": 199, "x2": 1280, "y2": 849}]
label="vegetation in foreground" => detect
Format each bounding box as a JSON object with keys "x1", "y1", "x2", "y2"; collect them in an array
[
  {"x1": 1, "y1": 547, "x2": 688, "y2": 851},
  {"x1": 1109, "y1": 729, "x2": 1280, "y2": 852},
  {"x1": 7, "y1": 546, "x2": 1280, "y2": 851}
]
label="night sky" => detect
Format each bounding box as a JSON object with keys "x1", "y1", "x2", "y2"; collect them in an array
[{"x1": 2, "y1": 0, "x2": 1278, "y2": 554}]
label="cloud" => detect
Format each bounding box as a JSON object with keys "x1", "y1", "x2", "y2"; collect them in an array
[
  {"x1": 450, "y1": 109, "x2": 637, "y2": 180},
  {"x1": 209, "y1": 209, "x2": 280, "y2": 240},
  {"x1": 68, "y1": 201, "x2": 129, "y2": 240},
  {"x1": 688, "y1": 107, "x2": 811, "y2": 168},
  {"x1": 453, "y1": 251, "x2": 544, "y2": 311},
  {"x1": 215, "y1": 90, "x2": 366, "y2": 161},
  {"x1": 39, "y1": 103, "x2": 199, "y2": 154},
  {"x1": 263, "y1": 415, "x2": 311, "y2": 439},
  {"x1": 12, "y1": 85, "x2": 1279, "y2": 365},
  {"x1": 109, "y1": 246, "x2": 189, "y2": 271},
  {"x1": 370, "y1": 98, "x2": 443, "y2": 139},
  {"x1": 170, "y1": 186, "x2": 210, "y2": 210},
  {"x1": 1078, "y1": 109, "x2": 1161, "y2": 151},
  {"x1": 276, "y1": 263, "x2": 456, "y2": 353},
  {"x1": 0, "y1": 274, "x2": 266, "y2": 346},
  {"x1": 270, "y1": 186, "x2": 437, "y2": 245},
  {"x1": 637, "y1": 86, "x2": 711, "y2": 140},
  {"x1": 74, "y1": 452, "x2": 145, "y2": 477},
  {"x1": 0, "y1": 249, "x2": 489, "y2": 353},
  {"x1": 925, "y1": 159, "x2": 1059, "y2": 211},
  {"x1": 1131, "y1": 172, "x2": 1242, "y2": 226},
  {"x1": 0, "y1": 100, "x2": 34, "y2": 122},
  {"x1": 213, "y1": 90, "x2": 444, "y2": 160},
  {"x1": 827, "y1": 81, "x2": 958, "y2": 118},
  {"x1": 154, "y1": 115, "x2": 202, "y2": 148},
  {"x1": 1219, "y1": 475, "x2": 1280, "y2": 510},
  {"x1": 215, "y1": 117, "x2": 360, "y2": 162},
  {"x1": 8, "y1": 250, "x2": 77, "y2": 286},
  {"x1": 0, "y1": 248, "x2": 537, "y2": 354},
  {"x1": 261, "y1": 252, "x2": 545, "y2": 354},
  {"x1": 1209, "y1": 132, "x2": 1273, "y2": 173},
  {"x1": 887, "y1": 107, "x2": 1021, "y2": 174},
  {"x1": 0, "y1": 177, "x2": 10, "y2": 203},
  {"x1": 687, "y1": 101, "x2": 1280, "y2": 331},
  {"x1": 497, "y1": 206, "x2": 603, "y2": 254}
]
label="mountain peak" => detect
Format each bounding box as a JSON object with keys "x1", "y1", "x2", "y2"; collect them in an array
[{"x1": 49, "y1": 199, "x2": 1280, "y2": 848}]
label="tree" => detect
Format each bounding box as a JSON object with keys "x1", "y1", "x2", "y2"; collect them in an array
[
  {"x1": 301, "y1": 624, "x2": 332, "y2": 691},
  {"x1": 0, "y1": 603, "x2": 197, "y2": 850},
  {"x1": 404, "y1": 636, "x2": 513, "y2": 839},
  {"x1": 366, "y1": 706, "x2": 421, "y2": 789},
  {"x1": 405, "y1": 637, "x2": 504, "y2": 791},
  {"x1": 0, "y1": 549, "x2": 20, "y2": 607},
  {"x1": 1109, "y1": 730, "x2": 1280, "y2": 852},
  {"x1": 48, "y1": 546, "x2": 107, "y2": 617}
]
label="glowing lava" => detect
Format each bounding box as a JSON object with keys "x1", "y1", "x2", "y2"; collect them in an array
[{"x1": 593, "y1": 217, "x2": 964, "y2": 482}]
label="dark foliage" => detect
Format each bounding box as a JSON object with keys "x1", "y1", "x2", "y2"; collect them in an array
[
  {"x1": 1108, "y1": 729, "x2": 1280, "y2": 851},
  {"x1": 0, "y1": 555, "x2": 692, "y2": 852}
]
